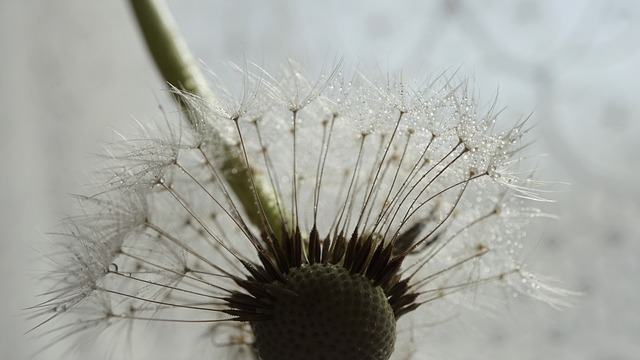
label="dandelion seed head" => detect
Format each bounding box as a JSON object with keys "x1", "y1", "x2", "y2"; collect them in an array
[{"x1": 32, "y1": 61, "x2": 563, "y2": 360}]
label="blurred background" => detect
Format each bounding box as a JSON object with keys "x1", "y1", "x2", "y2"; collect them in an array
[{"x1": 1, "y1": 0, "x2": 638, "y2": 359}]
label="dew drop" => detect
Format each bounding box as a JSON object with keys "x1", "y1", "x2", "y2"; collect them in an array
[
  {"x1": 108, "y1": 263, "x2": 119, "y2": 273},
  {"x1": 53, "y1": 304, "x2": 67, "y2": 313}
]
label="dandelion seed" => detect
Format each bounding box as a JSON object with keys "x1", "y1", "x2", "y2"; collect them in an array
[{"x1": 31, "y1": 62, "x2": 567, "y2": 360}]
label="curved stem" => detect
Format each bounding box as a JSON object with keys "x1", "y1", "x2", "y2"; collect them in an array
[{"x1": 128, "y1": 0, "x2": 285, "y2": 239}]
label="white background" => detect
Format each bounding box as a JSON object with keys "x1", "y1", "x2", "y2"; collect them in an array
[{"x1": 1, "y1": 0, "x2": 639, "y2": 359}]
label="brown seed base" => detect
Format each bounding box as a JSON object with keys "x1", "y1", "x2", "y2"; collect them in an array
[{"x1": 251, "y1": 263, "x2": 396, "y2": 360}]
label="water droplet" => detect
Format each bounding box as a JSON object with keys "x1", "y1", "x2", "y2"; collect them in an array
[
  {"x1": 108, "y1": 263, "x2": 118, "y2": 273},
  {"x1": 53, "y1": 304, "x2": 67, "y2": 313}
]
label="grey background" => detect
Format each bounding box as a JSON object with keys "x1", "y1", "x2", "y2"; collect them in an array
[{"x1": 1, "y1": 0, "x2": 639, "y2": 359}]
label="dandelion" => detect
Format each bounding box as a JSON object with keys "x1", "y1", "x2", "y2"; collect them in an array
[
  {"x1": 30, "y1": 61, "x2": 564, "y2": 359},
  {"x1": 29, "y1": 2, "x2": 567, "y2": 359}
]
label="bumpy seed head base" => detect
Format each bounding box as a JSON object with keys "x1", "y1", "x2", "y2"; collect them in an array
[
  {"x1": 251, "y1": 263, "x2": 396, "y2": 360},
  {"x1": 223, "y1": 226, "x2": 419, "y2": 360}
]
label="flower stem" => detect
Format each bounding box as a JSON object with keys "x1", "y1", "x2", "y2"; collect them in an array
[{"x1": 128, "y1": 0, "x2": 285, "y2": 239}]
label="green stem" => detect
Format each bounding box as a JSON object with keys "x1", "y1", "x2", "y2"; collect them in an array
[
  {"x1": 128, "y1": 0, "x2": 210, "y2": 118},
  {"x1": 128, "y1": 0, "x2": 285, "y2": 239}
]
